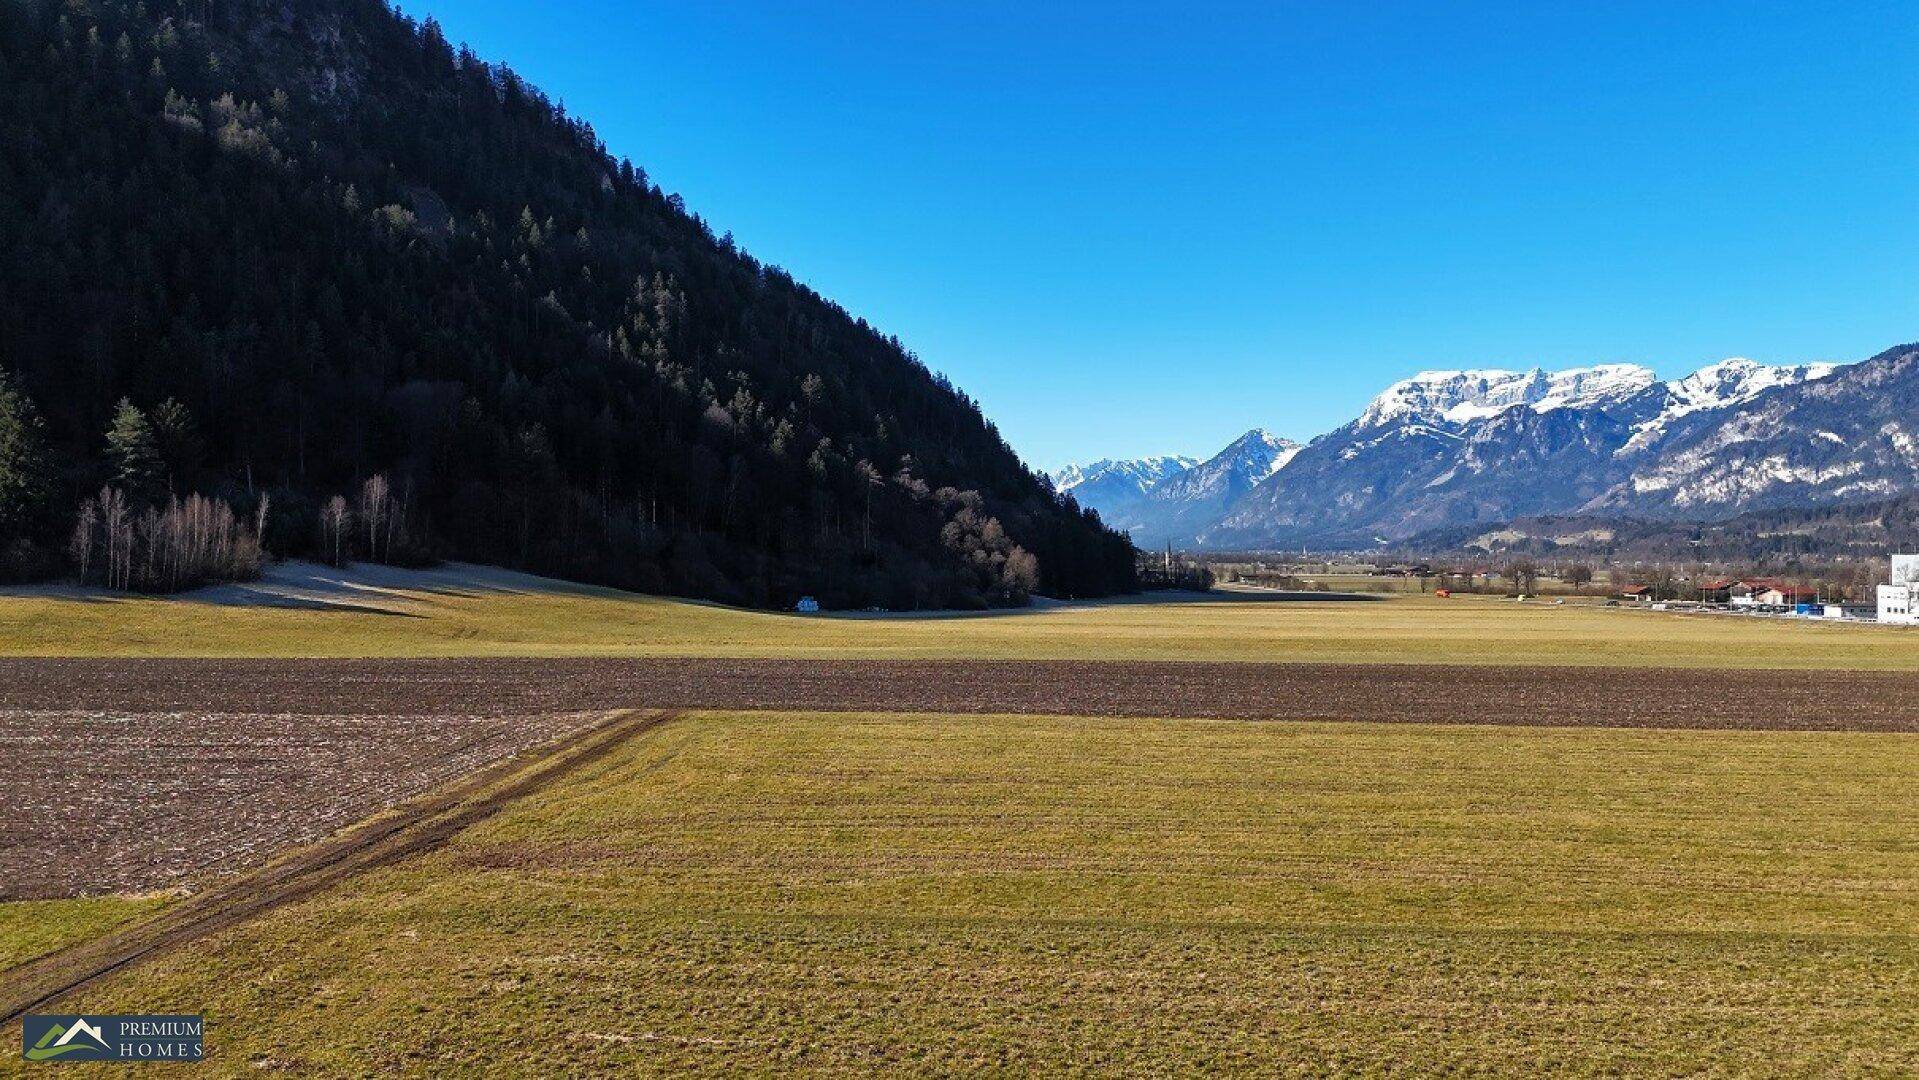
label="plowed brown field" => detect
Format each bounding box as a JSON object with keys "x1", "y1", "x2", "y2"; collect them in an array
[
  {"x1": 4, "y1": 656, "x2": 1911, "y2": 903},
  {"x1": 0, "y1": 707, "x2": 602, "y2": 901},
  {"x1": 0, "y1": 656, "x2": 1909, "y2": 728}
]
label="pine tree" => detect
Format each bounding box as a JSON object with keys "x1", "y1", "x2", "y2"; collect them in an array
[
  {"x1": 0, "y1": 367, "x2": 48, "y2": 543},
  {"x1": 149, "y1": 397, "x2": 203, "y2": 494},
  {"x1": 104, "y1": 398, "x2": 162, "y2": 500}
]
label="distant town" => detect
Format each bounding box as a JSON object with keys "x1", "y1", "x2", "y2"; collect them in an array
[{"x1": 1147, "y1": 549, "x2": 1919, "y2": 625}]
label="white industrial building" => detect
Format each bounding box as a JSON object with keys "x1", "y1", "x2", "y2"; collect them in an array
[{"x1": 1877, "y1": 553, "x2": 1919, "y2": 625}]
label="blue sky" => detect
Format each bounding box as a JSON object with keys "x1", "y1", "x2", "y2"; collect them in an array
[{"x1": 408, "y1": 2, "x2": 1919, "y2": 470}]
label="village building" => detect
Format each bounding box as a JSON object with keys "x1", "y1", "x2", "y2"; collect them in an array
[
  {"x1": 1879, "y1": 584, "x2": 1914, "y2": 624},
  {"x1": 1874, "y1": 554, "x2": 1918, "y2": 624},
  {"x1": 1726, "y1": 578, "x2": 1816, "y2": 608},
  {"x1": 1696, "y1": 578, "x2": 1735, "y2": 603},
  {"x1": 1756, "y1": 585, "x2": 1819, "y2": 607}
]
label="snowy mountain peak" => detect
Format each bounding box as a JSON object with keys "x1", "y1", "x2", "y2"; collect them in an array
[
  {"x1": 1529, "y1": 364, "x2": 1660, "y2": 413},
  {"x1": 1182, "y1": 429, "x2": 1302, "y2": 485},
  {"x1": 1048, "y1": 454, "x2": 1198, "y2": 495},
  {"x1": 1664, "y1": 357, "x2": 1837, "y2": 414},
  {"x1": 1357, "y1": 364, "x2": 1656, "y2": 429},
  {"x1": 1217, "y1": 428, "x2": 1302, "y2": 477},
  {"x1": 1621, "y1": 357, "x2": 1842, "y2": 453}
]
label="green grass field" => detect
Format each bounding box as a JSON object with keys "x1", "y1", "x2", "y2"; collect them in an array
[
  {"x1": 0, "y1": 563, "x2": 1912, "y2": 669},
  {"x1": 21, "y1": 711, "x2": 1918, "y2": 1075},
  {"x1": 0, "y1": 896, "x2": 169, "y2": 972}
]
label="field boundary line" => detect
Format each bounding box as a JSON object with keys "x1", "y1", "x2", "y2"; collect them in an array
[{"x1": 0, "y1": 708, "x2": 676, "y2": 1024}]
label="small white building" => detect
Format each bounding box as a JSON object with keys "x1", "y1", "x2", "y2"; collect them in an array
[
  {"x1": 1879, "y1": 584, "x2": 1915, "y2": 624},
  {"x1": 1881, "y1": 554, "x2": 1919, "y2": 624}
]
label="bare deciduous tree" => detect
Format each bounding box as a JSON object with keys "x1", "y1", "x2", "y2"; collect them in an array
[
  {"x1": 68, "y1": 498, "x2": 98, "y2": 583},
  {"x1": 70, "y1": 488, "x2": 260, "y2": 592},
  {"x1": 359, "y1": 474, "x2": 391, "y2": 562},
  {"x1": 320, "y1": 495, "x2": 350, "y2": 567}
]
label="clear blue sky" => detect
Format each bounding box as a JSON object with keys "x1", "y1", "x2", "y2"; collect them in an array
[{"x1": 407, "y1": 2, "x2": 1919, "y2": 470}]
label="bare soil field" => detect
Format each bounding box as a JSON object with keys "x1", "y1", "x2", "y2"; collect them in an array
[
  {"x1": 0, "y1": 656, "x2": 1911, "y2": 731},
  {"x1": 0, "y1": 712, "x2": 666, "y2": 1025},
  {"x1": 0, "y1": 706, "x2": 603, "y2": 901}
]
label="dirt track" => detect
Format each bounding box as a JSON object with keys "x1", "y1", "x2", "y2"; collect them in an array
[
  {"x1": 0, "y1": 656, "x2": 1911, "y2": 731},
  {"x1": 0, "y1": 709, "x2": 604, "y2": 901},
  {"x1": 0, "y1": 711, "x2": 670, "y2": 1026}
]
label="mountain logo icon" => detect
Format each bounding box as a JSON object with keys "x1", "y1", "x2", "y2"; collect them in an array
[{"x1": 25, "y1": 1017, "x2": 112, "y2": 1061}]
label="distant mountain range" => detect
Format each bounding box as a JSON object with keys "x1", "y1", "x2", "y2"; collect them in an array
[
  {"x1": 1046, "y1": 455, "x2": 1199, "y2": 539},
  {"x1": 1052, "y1": 346, "x2": 1919, "y2": 550},
  {"x1": 1050, "y1": 431, "x2": 1297, "y2": 547}
]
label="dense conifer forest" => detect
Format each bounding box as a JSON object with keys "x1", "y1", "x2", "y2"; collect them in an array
[{"x1": 0, "y1": 0, "x2": 1136, "y2": 607}]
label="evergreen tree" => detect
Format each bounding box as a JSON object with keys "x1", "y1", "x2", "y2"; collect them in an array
[
  {"x1": 149, "y1": 398, "x2": 203, "y2": 495},
  {"x1": 0, "y1": 366, "x2": 47, "y2": 543},
  {"x1": 105, "y1": 399, "x2": 162, "y2": 500}
]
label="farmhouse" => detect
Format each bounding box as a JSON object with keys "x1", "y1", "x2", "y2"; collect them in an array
[
  {"x1": 1728, "y1": 579, "x2": 1817, "y2": 608},
  {"x1": 1696, "y1": 578, "x2": 1736, "y2": 603},
  {"x1": 1760, "y1": 585, "x2": 1818, "y2": 607}
]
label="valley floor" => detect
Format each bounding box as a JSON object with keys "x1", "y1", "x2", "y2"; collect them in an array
[
  {"x1": 0, "y1": 559, "x2": 1913, "y2": 670},
  {"x1": 6, "y1": 711, "x2": 1916, "y2": 1075},
  {"x1": 1, "y1": 564, "x2": 1915, "y2": 1075}
]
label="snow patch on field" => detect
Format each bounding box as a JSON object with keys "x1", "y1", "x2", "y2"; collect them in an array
[{"x1": 189, "y1": 560, "x2": 613, "y2": 612}]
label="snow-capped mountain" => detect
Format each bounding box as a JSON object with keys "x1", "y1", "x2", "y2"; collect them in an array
[
  {"x1": 1209, "y1": 385, "x2": 1651, "y2": 547},
  {"x1": 1049, "y1": 455, "x2": 1198, "y2": 499},
  {"x1": 1127, "y1": 430, "x2": 1300, "y2": 545},
  {"x1": 1048, "y1": 454, "x2": 1199, "y2": 533},
  {"x1": 1155, "y1": 429, "x2": 1300, "y2": 499},
  {"x1": 1356, "y1": 364, "x2": 1657, "y2": 429},
  {"x1": 1620, "y1": 356, "x2": 1837, "y2": 452},
  {"x1": 1049, "y1": 433, "x2": 1301, "y2": 544},
  {"x1": 1207, "y1": 352, "x2": 1892, "y2": 547},
  {"x1": 1060, "y1": 349, "x2": 1911, "y2": 550},
  {"x1": 1593, "y1": 346, "x2": 1917, "y2": 516}
]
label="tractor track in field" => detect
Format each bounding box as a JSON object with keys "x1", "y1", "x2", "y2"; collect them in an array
[{"x1": 0, "y1": 709, "x2": 675, "y2": 1025}]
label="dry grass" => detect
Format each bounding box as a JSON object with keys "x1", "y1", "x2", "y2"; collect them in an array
[
  {"x1": 0, "y1": 896, "x2": 169, "y2": 972},
  {"x1": 1, "y1": 562, "x2": 1912, "y2": 670},
  {"x1": 27, "y1": 711, "x2": 1919, "y2": 1075}
]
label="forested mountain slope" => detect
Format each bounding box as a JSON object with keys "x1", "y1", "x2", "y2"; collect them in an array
[
  {"x1": 1405, "y1": 490, "x2": 1919, "y2": 563},
  {"x1": 0, "y1": 0, "x2": 1134, "y2": 606}
]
